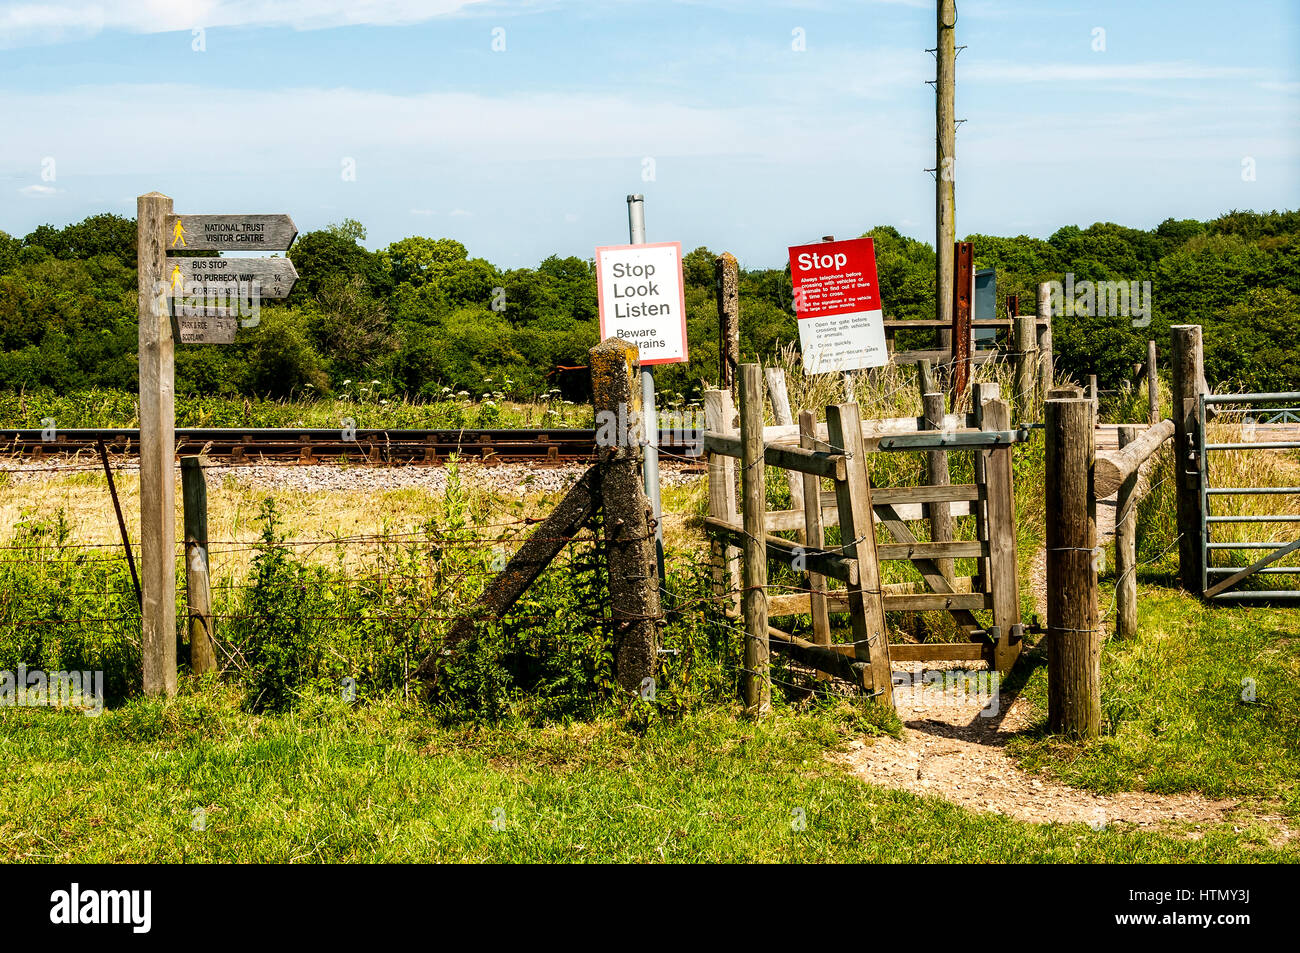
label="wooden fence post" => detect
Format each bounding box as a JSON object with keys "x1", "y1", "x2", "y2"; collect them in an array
[
  {"x1": 181, "y1": 456, "x2": 216, "y2": 675},
  {"x1": 1088, "y1": 374, "x2": 1099, "y2": 414},
  {"x1": 764, "y1": 367, "x2": 805, "y2": 529},
  {"x1": 738, "y1": 364, "x2": 770, "y2": 715},
  {"x1": 1013, "y1": 314, "x2": 1037, "y2": 421},
  {"x1": 590, "y1": 338, "x2": 661, "y2": 695},
  {"x1": 798, "y1": 410, "x2": 832, "y2": 669},
  {"x1": 1170, "y1": 325, "x2": 1205, "y2": 593},
  {"x1": 1045, "y1": 397, "x2": 1101, "y2": 738},
  {"x1": 951, "y1": 241, "x2": 973, "y2": 401},
  {"x1": 1036, "y1": 282, "x2": 1054, "y2": 404},
  {"x1": 971, "y1": 381, "x2": 1000, "y2": 593},
  {"x1": 922, "y1": 390, "x2": 955, "y2": 586},
  {"x1": 1147, "y1": 339, "x2": 1159, "y2": 425},
  {"x1": 916, "y1": 357, "x2": 936, "y2": 399},
  {"x1": 704, "y1": 389, "x2": 741, "y2": 614},
  {"x1": 826, "y1": 402, "x2": 893, "y2": 708},
  {"x1": 982, "y1": 397, "x2": 1023, "y2": 672},
  {"x1": 716, "y1": 253, "x2": 740, "y2": 393},
  {"x1": 137, "y1": 191, "x2": 177, "y2": 698},
  {"x1": 1115, "y1": 425, "x2": 1139, "y2": 640}
]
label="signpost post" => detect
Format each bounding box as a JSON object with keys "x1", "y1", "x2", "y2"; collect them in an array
[
  {"x1": 136, "y1": 196, "x2": 297, "y2": 696},
  {"x1": 595, "y1": 196, "x2": 688, "y2": 594},
  {"x1": 787, "y1": 237, "x2": 889, "y2": 374}
]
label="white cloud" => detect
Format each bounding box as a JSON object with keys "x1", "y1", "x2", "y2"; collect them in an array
[
  {"x1": 0, "y1": 0, "x2": 489, "y2": 47},
  {"x1": 18, "y1": 184, "x2": 58, "y2": 196},
  {"x1": 0, "y1": 82, "x2": 893, "y2": 175},
  {"x1": 448, "y1": 209, "x2": 472, "y2": 217},
  {"x1": 966, "y1": 62, "x2": 1263, "y2": 83}
]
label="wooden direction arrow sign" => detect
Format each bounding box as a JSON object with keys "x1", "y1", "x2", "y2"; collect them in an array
[
  {"x1": 174, "y1": 313, "x2": 238, "y2": 345},
  {"x1": 166, "y1": 257, "x2": 298, "y2": 298},
  {"x1": 165, "y1": 214, "x2": 297, "y2": 252}
]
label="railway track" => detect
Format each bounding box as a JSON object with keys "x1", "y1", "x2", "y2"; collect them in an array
[
  {"x1": 0, "y1": 427, "x2": 705, "y2": 465},
  {"x1": 5, "y1": 422, "x2": 1292, "y2": 463}
]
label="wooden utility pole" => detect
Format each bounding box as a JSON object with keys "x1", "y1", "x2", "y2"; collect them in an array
[
  {"x1": 590, "y1": 338, "x2": 661, "y2": 694},
  {"x1": 137, "y1": 191, "x2": 177, "y2": 698},
  {"x1": 1170, "y1": 325, "x2": 1205, "y2": 593},
  {"x1": 935, "y1": 0, "x2": 957, "y2": 352},
  {"x1": 1147, "y1": 339, "x2": 1159, "y2": 424},
  {"x1": 738, "y1": 363, "x2": 770, "y2": 715},
  {"x1": 181, "y1": 457, "x2": 216, "y2": 675},
  {"x1": 1115, "y1": 425, "x2": 1139, "y2": 640},
  {"x1": 716, "y1": 253, "x2": 740, "y2": 392},
  {"x1": 1045, "y1": 397, "x2": 1101, "y2": 738}
]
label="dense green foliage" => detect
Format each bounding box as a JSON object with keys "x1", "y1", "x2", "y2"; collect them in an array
[{"x1": 1, "y1": 209, "x2": 1296, "y2": 410}]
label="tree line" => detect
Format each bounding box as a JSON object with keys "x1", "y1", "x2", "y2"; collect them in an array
[{"x1": 1, "y1": 208, "x2": 1297, "y2": 404}]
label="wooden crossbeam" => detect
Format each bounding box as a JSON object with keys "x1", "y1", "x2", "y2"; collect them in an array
[{"x1": 412, "y1": 464, "x2": 600, "y2": 681}]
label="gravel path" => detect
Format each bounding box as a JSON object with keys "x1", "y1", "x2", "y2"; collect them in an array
[
  {"x1": 836, "y1": 662, "x2": 1293, "y2": 840},
  {"x1": 2, "y1": 458, "x2": 704, "y2": 497}
]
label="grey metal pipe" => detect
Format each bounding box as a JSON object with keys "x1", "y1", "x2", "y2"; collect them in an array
[{"x1": 626, "y1": 193, "x2": 665, "y2": 591}]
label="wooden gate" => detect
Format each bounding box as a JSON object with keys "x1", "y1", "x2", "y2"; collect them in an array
[
  {"x1": 703, "y1": 363, "x2": 1028, "y2": 710},
  {"x1": 1198, "y1": 391, "x2": 1300, "y2": 601}
]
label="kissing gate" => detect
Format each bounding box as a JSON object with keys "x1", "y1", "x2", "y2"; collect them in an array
[{"x1": 704, "y1": 363, "x2": 1029, "y2": 712}]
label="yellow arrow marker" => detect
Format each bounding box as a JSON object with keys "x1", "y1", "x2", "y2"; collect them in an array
[{"x1": 172, "y1": 219, "x2": 187, "y2": 248}]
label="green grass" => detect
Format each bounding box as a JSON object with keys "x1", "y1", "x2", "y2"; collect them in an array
[
  {"x1": 1, "y1": 682, "x2": 1293, "y2": 863},
  {"x1": 1009, "y1": 585, "x2": 1300, "y2": 818}
]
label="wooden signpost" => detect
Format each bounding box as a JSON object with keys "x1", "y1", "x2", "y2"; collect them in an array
[{"x1": 137, "y1": 193, "x2": 297, "y2": 696}]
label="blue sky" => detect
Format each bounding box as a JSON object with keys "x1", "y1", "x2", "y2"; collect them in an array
[{"x1": 1, "y1": 0, "x2": 1297, "y2": 269}]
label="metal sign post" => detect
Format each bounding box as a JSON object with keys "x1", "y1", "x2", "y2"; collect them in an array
[{"x1": 625, "y1": 194, "x2": 667, "y2": 592}]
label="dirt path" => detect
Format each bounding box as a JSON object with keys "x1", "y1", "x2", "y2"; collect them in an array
[{"x1": 835, "y1": 662, "x2": 1294, "y2": 841}]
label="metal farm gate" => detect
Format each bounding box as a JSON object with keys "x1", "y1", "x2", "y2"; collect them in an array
[{"x1": 1197, "y1": 392, "x2": 1300, "y2": 600}]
